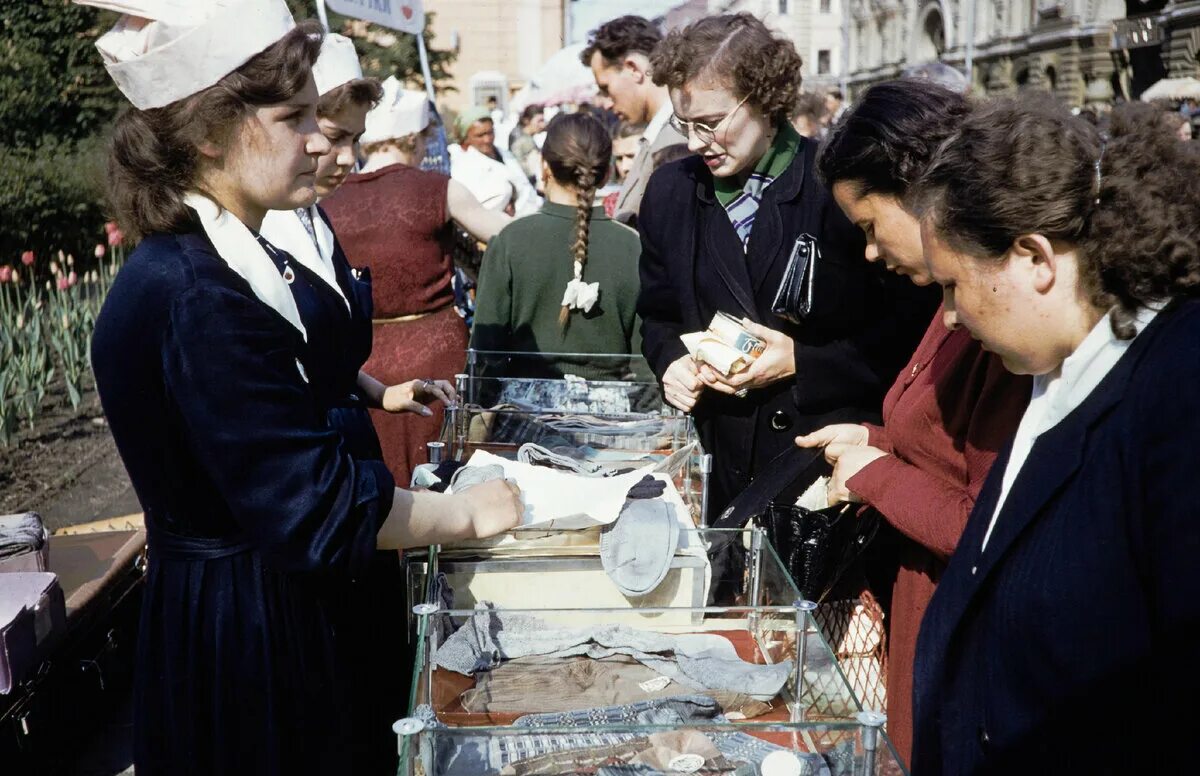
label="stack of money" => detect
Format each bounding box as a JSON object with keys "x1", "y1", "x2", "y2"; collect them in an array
[{"x1": 679, "y1": 312, "x2": 766, "y2": 376}]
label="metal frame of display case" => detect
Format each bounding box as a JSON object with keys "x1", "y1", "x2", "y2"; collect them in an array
[{"x1": 395, "y1": 528, "x2": 908, "y2": 776}]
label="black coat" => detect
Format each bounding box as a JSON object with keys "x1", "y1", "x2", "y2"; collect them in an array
[
  {"x1": 912, "y1": 300, "x2": 1200, "y2": 775},
  {"x1": 637, "y1": 139, "x2": 938, "y2": 513}
]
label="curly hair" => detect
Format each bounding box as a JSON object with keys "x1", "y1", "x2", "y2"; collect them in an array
[
  {"x1": 317, "y1": 77, "x2": 383, "y2": 120},
  {"x1": 649, "y1": 13, "x2": 803, "y2": 125},
  {"x1": 817, "y1": 78, "x2": 970, "y2": 197},
  {"x1": 541, "y1": 112, "x2": 612, "y2": 329},
  {"x1": 911, "y1": 93, "x2": 1200, "y2": 339},
  {"x1": 107, "y1": 21, "x2": 323, "y2": 239},
  {"x1": 579, "y1": 15, "x2": 662, "y2": 67}
]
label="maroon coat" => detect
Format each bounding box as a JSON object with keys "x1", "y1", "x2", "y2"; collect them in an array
[{"x1": 845, "y1": 308, "x2": 1030, "y2": 764}]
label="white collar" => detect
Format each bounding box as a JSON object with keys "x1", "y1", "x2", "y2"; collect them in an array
[
  {"x1": 184, "y1": 192, "x2": 306, "y2": 340},
  {"x1": 1042, "y1": 304, "x2": 1161, "y2": 423},
  {"x1": 643, "y1": 101, "x2": 673, "y2": 144},
  {"x1": 259, "y1": 207, "x2": 349, "y2": 311}
]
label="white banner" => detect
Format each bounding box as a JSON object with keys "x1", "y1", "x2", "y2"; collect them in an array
[{"x1": 322, "y1": 0, "x2": 424, "y2": 35}]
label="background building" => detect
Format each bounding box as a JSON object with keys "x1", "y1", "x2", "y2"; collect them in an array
[
  {"x1": 426, "y1": 0, "x2": 566, "y2": 113},
  {"x1": 842, "y1": 0, "x2": 1200, "y2": 104}
]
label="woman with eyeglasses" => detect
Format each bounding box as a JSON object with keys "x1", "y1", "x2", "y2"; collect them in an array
[{"x1": 637, "y1": 13, "x2": 938, "y2": 517}]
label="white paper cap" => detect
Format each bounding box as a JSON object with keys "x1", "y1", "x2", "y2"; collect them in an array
[
  {"x1": 312, "y1": 33, "x2": 362, "y2": 97},
  {"x1": 76, "y1": 0, "x2": 296, "y2": 110},
  {"x1": 361, "y1": 76, "x2": 430, "y2": 145}
]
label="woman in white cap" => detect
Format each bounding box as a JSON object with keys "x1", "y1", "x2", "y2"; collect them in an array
[
  {"x1": 258, "y1": 35, "x2": 452, "y2": 774},
  {"x1": 80, "y1": 2, "x2": 521, "y2": 773},
  {"x1": 323, "y1": 77, "x2": 508, "y2": 487}
]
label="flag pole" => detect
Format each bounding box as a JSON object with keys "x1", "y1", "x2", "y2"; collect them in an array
[{"x1": 416, "y1": 31, "x2": 436, "y2": 102}]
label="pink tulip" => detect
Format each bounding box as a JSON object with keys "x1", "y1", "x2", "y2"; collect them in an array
[
  {"x1": 94, "y1": 244, "x2": 106, "y2": 259},
  {"x1": 0, "y1": 266, "x2": 11, "y2": 283},
  {"x1": 107, "y1": 228, "x2": 125, "y2": 247},
  {"x1": 20, "y1": 251, "x2": 33, "y2": 266},
  {"x1": 67, "y1": 270, "x2": 78, "y2": 287},
  {"x1": 57, "y1": 276, "x2": 69, "y2": 291},
  {"x1": 104, "y1": 221, "x2": 118, "y2": 236}
]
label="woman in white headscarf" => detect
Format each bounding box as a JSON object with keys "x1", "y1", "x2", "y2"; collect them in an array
[{"x1": 82, "y1": 3, "x2": 521, "y2": 773}]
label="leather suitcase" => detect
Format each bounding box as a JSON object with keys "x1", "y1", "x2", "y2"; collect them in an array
[{"x1": 0, "y1": 573, "x2": 66, "y2": 695}]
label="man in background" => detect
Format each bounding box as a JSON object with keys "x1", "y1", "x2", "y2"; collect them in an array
[{"x1": 581, "y1": 15, "x2": 685, "y2": 223}]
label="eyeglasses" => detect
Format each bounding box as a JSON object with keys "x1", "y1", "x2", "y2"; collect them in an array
[{"x1": 668, "y1": 95, "x2": 751, "y2": 143}]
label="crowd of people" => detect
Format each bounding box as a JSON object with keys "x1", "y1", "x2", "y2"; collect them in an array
[{"x1": 68, "y1": 0, "x2": 1200, "y2": 773}]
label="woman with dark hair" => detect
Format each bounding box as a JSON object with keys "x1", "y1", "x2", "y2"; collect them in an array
[
  {"x1": 471, "y1": 111, "x2": 642, "y2": 380},
  {"x1": 796, "y1": 78, "x2": 1030, "y2": 762},
  {"x1": 83, "y1": 3, "x2": 520, "y2": 773},
  {"x1": 910, "y1": 96, "x2": 1200, "y2": 773},
  {"x1": 638, "y1": 13, "x2": 937, "y2": 515}
]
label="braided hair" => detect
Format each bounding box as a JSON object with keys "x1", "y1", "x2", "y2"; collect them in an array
[{"x1": 541, "y1": 112, "x2": 612, "y2": 328}]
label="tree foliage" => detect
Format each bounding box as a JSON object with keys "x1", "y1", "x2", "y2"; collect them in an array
[{"x1": 285, "y1": 1, "x2": 457, "y2": 92}]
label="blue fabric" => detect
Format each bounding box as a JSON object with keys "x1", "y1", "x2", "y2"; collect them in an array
[
  {"x1": 91, "y1": 227, "x2": 396, "y2": 775},
  {"x1": 912, "y1": 299, "x2": 1200, "y2": 775}
]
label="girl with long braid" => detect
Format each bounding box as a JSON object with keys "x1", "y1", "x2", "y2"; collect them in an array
[{"x1": 472, "y1": 112, "x2": 643, "y2": 381}]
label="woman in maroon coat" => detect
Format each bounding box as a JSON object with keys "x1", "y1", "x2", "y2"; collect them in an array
[{"x1": 796, "y1": 80, "x2": 1031, "y2": 763}]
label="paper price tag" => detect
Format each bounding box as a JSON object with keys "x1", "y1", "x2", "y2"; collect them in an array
[
  {"x1": 638, "y1": 676, "x2": 672, "y2": 693},
  {"x1": 668, "y1": 754, "x2": 705, "y2": 773}
]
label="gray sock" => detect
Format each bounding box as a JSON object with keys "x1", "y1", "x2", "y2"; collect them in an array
[
  {"x1": 600, "y1": 500, "x2": 680, "y2": 598},
  {"x1": 449, "y1": 463, "x2": 506, "y2": 492}
]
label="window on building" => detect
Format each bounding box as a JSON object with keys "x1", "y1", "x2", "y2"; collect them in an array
[
  {"x1": 820, "y1": 0, "x2": 831, "y2": 12},
  {"x1": 818, "y1": 49, "x2": 831, "y2": 75},
  {"x1": 779, "y1": 0, "x2": 789, "y2": 13}
]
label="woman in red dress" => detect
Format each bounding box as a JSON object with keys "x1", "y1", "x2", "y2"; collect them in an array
[
  {"x1": 323, "y1": 78, "x2": 508, "y2": 485},
  {"x1": 796, "y1": 79, "x2": 1031, "y2": 763}
]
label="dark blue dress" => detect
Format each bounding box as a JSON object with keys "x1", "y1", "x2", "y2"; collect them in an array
[
  {"x1": 91, "y1": 223, "x2": 396, "y2": 776},
  {"x1": 261, "y1": 212, "x2": 411, "y2": 775}
]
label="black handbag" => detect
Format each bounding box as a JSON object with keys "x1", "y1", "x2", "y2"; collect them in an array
[
  {"x1": 771, "y1": 234, "x2": 820, "y2": 323},
  {"x1": 755, "y1": 501, "x2": 880, "y2": 603}
]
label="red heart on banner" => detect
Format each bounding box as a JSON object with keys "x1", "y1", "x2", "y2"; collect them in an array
[{"x1": 401, "y1": 5, "x2": 413, "y2": 19}]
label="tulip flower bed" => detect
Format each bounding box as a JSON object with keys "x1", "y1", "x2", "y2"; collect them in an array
[{"x1": 0, "y1": 224, "x2": 126, "y2": 448}]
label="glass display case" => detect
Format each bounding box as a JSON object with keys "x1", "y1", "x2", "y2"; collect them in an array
[
  {"x1": 397, "y1": 529, "x2": 907, "y2": 776},
  {"x1": 439, "y1": 351, "x2": 712, "y2": 527}
]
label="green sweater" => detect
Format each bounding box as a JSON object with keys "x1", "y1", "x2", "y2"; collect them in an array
[{"x1": 471, "y1": 202, "x2": 643, "y2": 380}]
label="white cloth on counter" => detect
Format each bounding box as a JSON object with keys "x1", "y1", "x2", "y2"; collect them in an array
[{"x1": 448, "y1": 450, "x2": 662, "y2": 529}]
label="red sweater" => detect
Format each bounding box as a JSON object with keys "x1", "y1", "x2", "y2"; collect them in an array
[{"x1": 845, "y1": 308, "x2": 1030, "y2": 764}]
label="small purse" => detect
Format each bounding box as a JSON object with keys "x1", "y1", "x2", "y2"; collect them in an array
[
  {"x1": 771, "y1": 234, "x2": 821, "y2": 323},
  {"x1": 755, "y1": 501, "x2": 879, "y2": 603}
]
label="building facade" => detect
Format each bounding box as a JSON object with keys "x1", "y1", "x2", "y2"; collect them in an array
[
  {"x1": 707, "y1": 0, "x2": 847, "y2": 89},
  {"x1": 843, "y1": 0, "x2": 1200, "y2": 104},
  {"x1": 425, "y1": 0, "x2": 566, "y2": 113}
]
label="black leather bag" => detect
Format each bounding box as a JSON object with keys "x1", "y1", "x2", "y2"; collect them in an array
[
  {"x1": 755, "y1": 501, "x2": 880, "y2": 603},
  {"x1": 771, "y1": 233, "x2": 820, "y2": 323}
]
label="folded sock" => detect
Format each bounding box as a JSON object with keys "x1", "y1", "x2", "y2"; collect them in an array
[
  {"x1": 600, "y1": 500, "x2": 679, "y2": 597},
  {"x1": 449, "y1": 463, "x2": 506, "y2": 492}
]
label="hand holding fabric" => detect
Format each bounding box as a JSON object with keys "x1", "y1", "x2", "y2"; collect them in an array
[
  {"x1": 455, "y1": 478, "x2": 524, "y2": 537},
  {"x1": 699, "y1": 319, "x2": 796, "y2": 395},
  {"x1": 381, "y1": 379, "x2": 457, "y2": 416},
  {"x1": 823, "y1": 443, "x2": 887, "y2": 503}
]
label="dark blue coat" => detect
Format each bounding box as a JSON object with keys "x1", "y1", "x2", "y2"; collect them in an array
[
  {"x1": 91, "y1": 226, "x2": 395, "y2": 775},
  {"x1": 637, "y1": 138, "x2": 938, "y2": 514},
  {"x1": 912, "y1": 299, "x2": 1200, "y2": 775}
]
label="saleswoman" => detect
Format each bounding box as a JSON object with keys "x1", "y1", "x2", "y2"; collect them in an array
[
  {"x1": 637, "y1": 13, "x2": 937, "y2": 513},
  {"x1": 82, "y1": 2, "x2": 520, "y2": 773}
]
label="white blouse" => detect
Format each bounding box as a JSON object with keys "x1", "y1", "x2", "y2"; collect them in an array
[{"x1": 981, "y1": 305, "x2": 1161, "y2": 553}]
